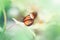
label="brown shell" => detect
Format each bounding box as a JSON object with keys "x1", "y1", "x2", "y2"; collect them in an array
[
  {"x1": 31, "y1": 12, "x2": 37, "y2": 19},
  {"x1": 23, "y1": 11, "x2": 37, "y2": 26},
  {"x1": 24, "y1": 19, "x2": 34, "y2": 26},
  {"x1": 23, "y1": 15, "x2": 31, "y2": 22}
]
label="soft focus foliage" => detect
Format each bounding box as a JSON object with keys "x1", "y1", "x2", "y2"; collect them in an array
[
  {"x1": 0, "y1": 0, "x2": 11, "y2": 28},
  {"x1": 0, "y1": 0, "x2": 60, "y2": 40},
  {"x1": 45, "y1": 14, "x2": 60, "y2": 40}
]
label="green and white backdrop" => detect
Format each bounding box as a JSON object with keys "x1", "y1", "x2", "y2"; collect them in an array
[{"x1": 0, "y1": 0, "x2": 60, "y2": 40}]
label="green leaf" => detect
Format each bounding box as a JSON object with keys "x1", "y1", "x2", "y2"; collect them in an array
[
  {"x1": 0, "y1": 12, "x2": 4, "y2": 28},
  {"x1": 0, "y1": 0, "x2": 11, "y2": 28},
  {"x1": 0, "y1": 22, "x2": 35, "y2": 40}
]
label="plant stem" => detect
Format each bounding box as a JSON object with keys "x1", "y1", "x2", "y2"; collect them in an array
[{"x1": 3, "y1": 9, "x2": 7, "y2": 32}]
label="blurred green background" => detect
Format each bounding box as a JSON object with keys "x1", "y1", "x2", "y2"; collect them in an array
[{"x1": 0, "y1": 0, "x2": 60, "y2": 40}]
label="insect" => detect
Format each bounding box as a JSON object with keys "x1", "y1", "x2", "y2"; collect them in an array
[{"x1": 23, "y1": 12, "x2": 37, "y2": 26}]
